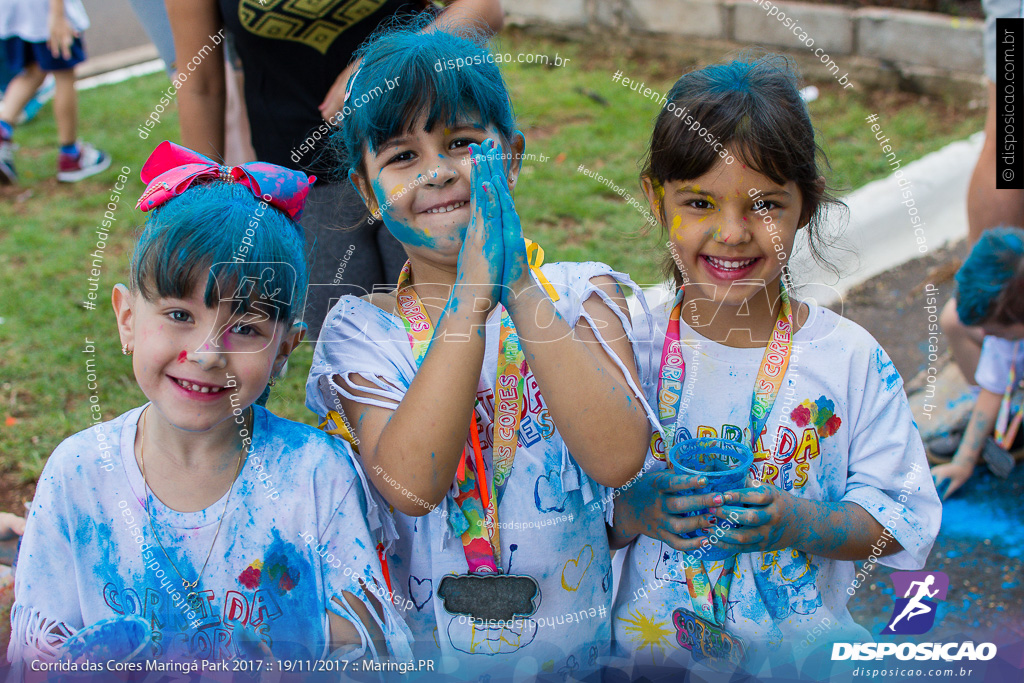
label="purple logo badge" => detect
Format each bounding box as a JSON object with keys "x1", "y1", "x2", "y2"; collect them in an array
[{"x1": 881, "y1": 571, "x2": 948, "y2": 635}]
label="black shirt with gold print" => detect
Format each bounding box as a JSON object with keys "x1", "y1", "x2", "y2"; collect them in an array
[{"x1": 220, "y1": 0, "x2": 420, "y2": 172}]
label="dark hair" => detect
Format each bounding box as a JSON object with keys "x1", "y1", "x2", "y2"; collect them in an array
[
  {"x1": 640, "y1": 55, "x2": 844, "y2": 288},
  {"x1": 956, "y1": 226, "x2": 1024, "y2": 327},
  {"x1": 334, "y1": 16, "x2": 516, "y2": 181},
  {"x1": 130, "y1": 182, "x2": 308, "y2": 325}
]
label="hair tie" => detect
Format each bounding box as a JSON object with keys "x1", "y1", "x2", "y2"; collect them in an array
[
  {"x1": 136, "y1": 141, "x2": 316, "y2": 221},
  {"x1": 341, "y1": 64, "x2": 363, "y2": 111}
]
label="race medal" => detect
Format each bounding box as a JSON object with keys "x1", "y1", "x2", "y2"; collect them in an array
[
  {"x1": 437, "y1": 573, "x2": 540, "y2": 622},
  {"x1": 671, "y1": 607, "x2": 746, "y2": 666}
]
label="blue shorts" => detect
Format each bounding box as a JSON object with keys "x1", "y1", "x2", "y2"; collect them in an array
[{"x1": 1, "y1": 35, "x2": 86, "y2": 73}]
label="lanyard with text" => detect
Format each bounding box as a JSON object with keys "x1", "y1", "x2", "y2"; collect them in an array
[
  {"x1": 395, "y1": 261, "x2": 528, "y2": 574},
  {"x1": 655, "y1": 283, "x2": 794, "y2": 628}
]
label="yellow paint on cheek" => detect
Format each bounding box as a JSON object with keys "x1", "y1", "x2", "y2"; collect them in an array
[
  {"x1": 389, "y1": 184, "x2": 404, "y2": 198},
  {"x1": 670, "y1": 215, "x2": 683, "y2": 239}
]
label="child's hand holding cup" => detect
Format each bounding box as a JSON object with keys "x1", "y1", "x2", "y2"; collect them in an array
[{"x1": 667, "y1": 437, "x2": 755, "y2": 561}]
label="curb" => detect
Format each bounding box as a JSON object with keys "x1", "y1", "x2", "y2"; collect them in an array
[
  {"x1": 790, "y1": 132, "x2": 983, "y2": 306},
  {"x1": 508, "y1": 0, "x2": 985, "y2": 98},
  {"x1": 76, "y1": 44, "x2": 163, "y2": 81}
]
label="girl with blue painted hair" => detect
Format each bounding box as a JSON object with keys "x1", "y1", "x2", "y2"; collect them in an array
[
  {"x1": 307, "y1": 22, "x2": 657, "y2": 678},
  {"x1": 931, "y1": 227, "x2": 1024, "y2": 499},
  {"x1": 610, "y1": 57, "x2": 940, "y2": 677},
  {"x1": 9, "y1": 142, "x2": 412, "y2": 670}
]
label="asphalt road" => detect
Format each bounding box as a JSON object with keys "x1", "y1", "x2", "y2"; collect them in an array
[
  {"x1": 834, "y1": 239, "x2": 1024, "y2": 681},
  {"x1": 81, "y1": 0, "x2": 151, "y2": 59}
]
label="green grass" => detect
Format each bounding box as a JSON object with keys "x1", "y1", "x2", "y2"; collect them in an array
[{"x1": 0, "y1": 31, "x2": 985, "y2": 491}]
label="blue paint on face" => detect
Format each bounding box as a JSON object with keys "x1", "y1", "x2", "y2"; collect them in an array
[{"x1": 371, "y1": 177, "x2": 435, "y2": 249}]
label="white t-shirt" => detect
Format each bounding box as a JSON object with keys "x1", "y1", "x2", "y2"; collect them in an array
[
  {"x1": 611, "y1": 297, "x2": 941, "y2": 677},
  {"x1": 0, "y1": 0, "x2": 89, "y2": 43},
  {"x1": 8, "y1": 405, "x2": 412, "y2": 667},
  {"x1": 975, "y1": 336, "x2": 1024, "y2": 395},
  {"x1": 307, "y1": 261, "x2": 659, "y2": 681}
]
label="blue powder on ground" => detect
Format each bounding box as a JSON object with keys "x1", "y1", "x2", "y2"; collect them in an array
[{"x1": 939, "y1": 498, "x2": 1024, "y2": 558}]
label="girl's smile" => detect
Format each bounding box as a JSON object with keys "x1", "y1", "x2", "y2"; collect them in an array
[
  {"x1": 167, "y1": 375, "x2": 232, "y2": 400},
  {"x1": 699, "y1": 254, "x2": 763, "y2": 281}
]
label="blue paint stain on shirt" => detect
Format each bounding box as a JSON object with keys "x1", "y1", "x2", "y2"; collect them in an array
[{"x1": 874, "y1": 348, "x2": 900, "y2": 393}]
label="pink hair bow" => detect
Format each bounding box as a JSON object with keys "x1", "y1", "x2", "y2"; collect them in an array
[{"x1": 137, "y1": 141, "x2": 316, "y2": 221}]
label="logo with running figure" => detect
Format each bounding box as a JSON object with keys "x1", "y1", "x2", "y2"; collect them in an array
[{"x1": 881, "y1": 571, "x2": 949, "y2": 635}]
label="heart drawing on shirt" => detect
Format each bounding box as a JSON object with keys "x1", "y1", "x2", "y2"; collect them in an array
[
  {"x1": 561, "y1": 545, "x2": 593, "y2": 592},
  {"x1": 534, "y1": 471, "x2": 569, "y2": 513},
  {"x1": 408, "y1": 575, "x2": 433, "y2": 611}
]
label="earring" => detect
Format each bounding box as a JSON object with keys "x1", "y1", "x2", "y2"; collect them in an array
[
  {"x1": 122, "y1": 344, "x2": 132, "y2": 355},
  {"x1": 268, "y1": 377, "x2": 277, "y2": 387}
]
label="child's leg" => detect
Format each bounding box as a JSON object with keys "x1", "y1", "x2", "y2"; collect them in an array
[
  {"x1": 50, "y1": 69, "x2": 77, "y2": 147},
  {"x1": 940, "y1": 297, "x2": 985, "y2": 384},
  {"x1": 0, "y1": 63, "x2": 46, "y2": 128},
  {"x1": 51, "y1": 65, "x2": 109, "y2": 181}
]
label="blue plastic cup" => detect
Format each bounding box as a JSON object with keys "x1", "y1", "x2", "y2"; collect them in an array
[
  {"x1": 59, "y1": 615, "x2": 152, "y2": 668},
  {"x1": 668, "y1": 437, "x2": 754, "y2": 561}
]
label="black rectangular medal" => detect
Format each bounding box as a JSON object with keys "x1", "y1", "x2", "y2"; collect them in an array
[{"x1": 438, "y1": 573, "x2": 540, "y2": 622}]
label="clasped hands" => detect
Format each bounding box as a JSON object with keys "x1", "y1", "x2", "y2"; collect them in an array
[{"x1": 454, "y1": 139, "x2": 532, "y2": 313}]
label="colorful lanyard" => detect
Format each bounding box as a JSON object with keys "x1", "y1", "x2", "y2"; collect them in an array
[
  {"x1": 654, "y1": 283, "x2": 794, "y2": 626},
  {"x1": 395, "y1": 261, "x2": 528, "y2": 574},
  {"x1": 995, "y1": 340, "x2": 1023, "y2": 449}
]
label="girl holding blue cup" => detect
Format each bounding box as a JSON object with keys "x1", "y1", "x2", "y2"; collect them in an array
[{"x1": 608, "y1": 58, "x2": 941, "y2": 677}]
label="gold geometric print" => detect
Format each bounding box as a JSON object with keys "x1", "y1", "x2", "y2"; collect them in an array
[{"x1": 238, "y1": 0, "x2": 390, "y2": 54}]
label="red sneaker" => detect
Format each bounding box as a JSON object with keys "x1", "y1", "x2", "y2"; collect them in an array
[{"x1": 57, "y1": 142, "x2": 111, "y2": 182}]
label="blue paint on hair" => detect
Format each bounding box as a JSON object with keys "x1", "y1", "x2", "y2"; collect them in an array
[
  {"x1": 956, "y1": 226, "x2": 1024, "y2": 326},
  {"x1": 334, "y1": 17, "x2": 515, "y2": 177},
  {"x1": 130, "y1": 182, "x2": 308, "y2": 324}
]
